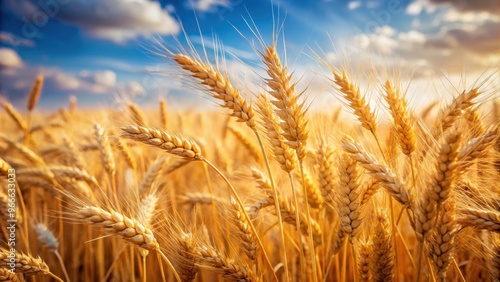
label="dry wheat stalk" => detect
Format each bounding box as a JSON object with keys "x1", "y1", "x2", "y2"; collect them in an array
[
  {"x1": 173, "y1": 54, "x2": 256, "y2": 129},
  {"x1": 93, "y1": 123, "x2": 116, "y2": 176},
  {"x1": 332, "y1": 69, "x2": 377, "y2": 134},
  {"x1": 371, "y1": 211, "x2": 394, "y2": 282},
  {"x1": 415, "y1": 133, "x2": 461, "y2": 241},
  {"x1": 75, "y1": 205, "x2": 159, "y2": 251},
  {"x1": 337, "y1": 153, "x2": 362, "y2": 242},
  {"x1": 2, "y1": 101, "x2": 27, "y2": 131},
  {"x1": 342, "y1": 137, "x2": 412, "y2": 207},
  {"x1": 427, "y1": 200, "x2": 459, "y2": 281},
  {"x1": 128, "y1": 103, "x2": 146, "y2": 126},
  {"x1": 433, "y1": 88, "x2": 479, "y2": 139},
  {"x1": 384, "y1": 80, "x2": 416, "y2": 156},
  {"x1": 176, "y1": 233, "x2": 199, "y2": 282},
  {"x1": 262, "y1": 45, "x2": 309, "y2": 161},
  {"x1": 121, "y1": 125, "x2": 202, "y2": 159},
  {"x1": 256, "y1": 94, "x2": 296, "y2": 172},
  {"x1": 357, "y1": 239, "x2": 372, "y2": 281},
  {"x1": 457, "y1": 208, "x2": 500, "y2": 232},
  {"x1": 27, "y1": 75, "x2": 43, "y2": 112},
  {"x1": 230, "y1": 197, "x2": 258, "y2": 260},
  {"x1": 196, "y1": 244, "x2": 261, "y2": 282},
  {"x1": 0, "y1": 248, "x2": 49, "y2": 276}
]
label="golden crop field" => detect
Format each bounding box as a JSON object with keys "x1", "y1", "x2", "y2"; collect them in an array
[{"x1": 0, "y1": 41, "x2": 500, "y2": 282}]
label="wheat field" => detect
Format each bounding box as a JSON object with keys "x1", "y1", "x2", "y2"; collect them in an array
[{"x1": 0, "y1": 41, "x2": 499, "y2": 282}]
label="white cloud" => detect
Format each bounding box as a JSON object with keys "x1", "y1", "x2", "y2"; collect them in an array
[
  {"x1": 0, "y1": 32, "x2": 35, "y2": 47},
  {"x1": 348, "y1": 1, "x2": 361, "y2": 10},
  {"x1": 187, "y1": 0, "x2": 231, "y2": 13},
  {"x1": 406, "y1": 1, "x2": 423, "y2": 15},
  {"x1": 0, "y1": 48, "x2": 24, "y2": 69},
  {"x1": 7, "y1": 0, "x2": 180, "y2": 43}
]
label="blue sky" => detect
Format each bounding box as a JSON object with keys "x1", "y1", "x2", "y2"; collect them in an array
[{"x1": 1, "y1": 0, "x2": 499, "y2": 110}]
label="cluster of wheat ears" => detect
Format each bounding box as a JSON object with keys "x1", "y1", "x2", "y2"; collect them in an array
[{"x1": 0, "y1": 40, "x2": 499, "y2": 282}]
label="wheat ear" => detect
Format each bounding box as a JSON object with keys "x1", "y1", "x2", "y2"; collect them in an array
[
  {"x1": 159, "y1": 98, "x2": 168, "y2": 130},
  {"x1": 415, "y1": 133, "x2": 461, "y2": 241},
  {"x1": 230, "y1": 197, "x2": 258, "y2": 261},
  {"x1": 357, "y1": 239, "x2": 372, "y2": 281},
  {"x1": 128, "y1": 103, "x2": 146, "y2": 126},
  {"x1": 256, "y1": 94, "x2": 296, "y2": 172},
  {"x1": 116, "y1": 138, "x2": 137, "y2": 171},
  {"x1": 338, "y1": 153, "x2": 363, "y2": 242},
  {"x1": 0, "y1": 248, "x2": 49, "y2": 276},
  {"x1": 176, "y1": 232, "x2": 199, "y2": 282},
  {"x1": 75, "y1": 206, "x2": 159, "y2": 251},
  {"x1": 332, "y1": 69, "x2": 377, "y2": 134},
  {"x1": 262, "y1": 45, "x2": 309, "y2": 161},
  {"x1": 93, "y1": 123, "x2": 116, "y2": 177},
  {"x1": 342, "y1": 136, "x2": 412, "y2": 207},
  {"x1": 121, "y1": 125, "x2": 201, "y2": 159},
  {"x1": 456, "y1": 208, "x2": 500, "y2": 232},
  {"x1": 433, "y1": 88, "x2": 480, "y2": 139},
  {"x1": 138, "y1": 156, "x2": 166, "y2": 195},
  {"x1": 173, "y1": 53, "x2": 256, "y2": 129},
  {"x1": 384, "y1": 80, "x2": 416, "y2": 156},
  {"x1": 371, "y1": 211, "x2": 394, "y2": 282},
  {"x1": 227, "y1": 126, "x2": 262, "y2": 162},
  {"x1": 196, "y1": 244, "x2": 261, "y2": 282},
  {"x1": 2, "y1": 101, "x2": 27, "y2": 131},
  {"x1": 316, "y1": 142, "x2": 337, "y2": 207},
  {"x1": 427, "y1": 200, "x2": 459, "y2": 281}
]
